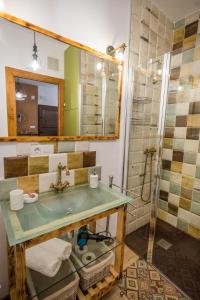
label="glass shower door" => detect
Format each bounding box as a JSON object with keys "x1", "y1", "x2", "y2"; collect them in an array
[{"x1": 125, "y1": 53, "x2": 170, "y2": 260}]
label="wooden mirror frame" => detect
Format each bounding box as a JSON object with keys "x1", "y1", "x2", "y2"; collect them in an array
[
  {"x1": 6, "y1": 67, "x2": 64, "y2": 137},
  {"x1": 0, "y1": 12, "x2": 123, "y2": 142}
]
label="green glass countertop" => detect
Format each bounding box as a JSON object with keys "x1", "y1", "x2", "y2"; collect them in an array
[{"x1": 1, "y1": 183, "x2": 130, "y2": 246}]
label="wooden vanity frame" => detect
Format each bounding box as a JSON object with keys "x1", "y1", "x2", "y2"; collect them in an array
[
  {"x1": 8, "y1": 204, "x2": 127, "y2": 300},
  {"x1": 0, "y1": 12, "x2": 123, "y2": 142}
]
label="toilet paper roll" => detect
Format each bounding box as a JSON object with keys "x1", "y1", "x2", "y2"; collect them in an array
[
  {"x1": 10, "y1": 189, "x2": 24, "y2": 211},
  {"x1": 81, "y1": 252, "x2": 96, "y2": 266},
  {"x1": 74, "y1": 245, "x2": 88, "y2": 256}
]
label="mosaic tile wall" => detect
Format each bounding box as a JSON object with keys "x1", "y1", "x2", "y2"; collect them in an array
[
  {"x1": 126, "y1": 0, "x2": 173, "y2": 234},
  {"x1": 0, "y1": 141, "x2": 101, "y2": 201},
  {"x1": 159, "y1": 11, "x2": 200, "y2": 240}
]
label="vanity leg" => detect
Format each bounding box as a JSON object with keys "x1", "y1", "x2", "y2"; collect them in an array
[
  {"x1": 114, "y1": 205, "x2": 127, "y2": 276},
  {"x1": 7, "y1": 243, "x2": 16, "y2": 299},
  {"x1": 15, "y1": 243, "x2": 27, "y2": 300}
]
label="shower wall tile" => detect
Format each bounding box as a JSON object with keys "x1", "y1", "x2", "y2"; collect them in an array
[
  {"x1": 185, "y1": 21, "x2": 198, "y2": 38},
  {"x1": 175, "y1": 19, "x2": 185, "y2": 29},
  {"x1": 177, "y1": 218, "x2": 188, "y2": 232},
  {"x1": 188, "y1": 224, "x2": 200, "y2": 239},
  {"x1": 159, "y1": 9, "x2": 200, "y2": 238},
  {"x1": 169, "y1": 182, "x2": 181, "y2": 195},
  {"x1": 182, "y1": 49, "x2": 194, "y2": 64},
  {"x1": 191, "y1": 201, "x2": 200, "y2": 215},
  {"x1": 179, "y1": 197, "x2": 191, "y2": 210},
  {"x1": 183, "y1": 34, "x2": 197, "y2": 51},
  {"x1": 168, "y1": 192, "x2": 179, "y2": 205},
  {"x1": 183, "y1": 152, "x2": 197, "y2": 164}
]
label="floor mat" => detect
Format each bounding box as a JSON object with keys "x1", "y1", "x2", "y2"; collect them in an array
[{"x1": 122, "y1": 258, "x2": 189, "y2": 300}]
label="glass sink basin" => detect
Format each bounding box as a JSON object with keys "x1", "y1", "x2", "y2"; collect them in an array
[
  {"x1": 1, "y1": 183, "x2": 130, "y2": 246},
  {"x1": 17, "y1": 186, "x2": 117, "y2": 231}
]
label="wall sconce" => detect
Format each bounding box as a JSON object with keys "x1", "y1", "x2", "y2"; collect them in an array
[
  {"x1": 106, "y1": 43, "x2": 126, "y2": 61},
  {"x1": 30, "y1": 32, "x2": 41, "y2": 71},
  {"x1": 0, "y1": 0, "x2": 5, "y2": 10}
]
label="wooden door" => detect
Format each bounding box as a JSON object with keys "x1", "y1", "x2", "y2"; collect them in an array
[{"x1": 38, "y1": 105, "x2": 58, "y2": 136}]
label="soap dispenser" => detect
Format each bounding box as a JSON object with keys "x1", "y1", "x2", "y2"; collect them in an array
[{"x1": 89, "y1": 169, "x2": 99, "y2": 188}]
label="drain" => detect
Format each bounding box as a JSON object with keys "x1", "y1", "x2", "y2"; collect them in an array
[{"x1": 156, "y1": 238, "x2": 172, "y2": 250}]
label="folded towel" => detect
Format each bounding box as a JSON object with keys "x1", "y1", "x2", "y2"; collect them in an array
[
  {"x1": 39, "y1": 238, "x2": 72, "y2": 260},
  {"x1": 26, "y1": 246, "x2": 62, "y2": 277}
]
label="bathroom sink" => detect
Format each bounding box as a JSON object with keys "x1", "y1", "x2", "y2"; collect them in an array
[
  {"x1": 16, "y1": 185, "x2": 117, "y2": 231},
  {"x1": 1, "y1": 183, "x2": 130, "y2": 246}
]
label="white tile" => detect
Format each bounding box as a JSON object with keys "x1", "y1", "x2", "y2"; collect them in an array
[
  {"x1": 0, "y1": 158, "x2": 4, "y2": 180},
  {"x1": 184, "y1": 140, "x2": 199, "y2": 152},
  {"x1": 170, "y1": 173, "x2": 182, "y2": 185},
  {"x1": 176, "y1": 103, "x2": 189, "y2": 115},
  {"x1": 0, "y1": 143, "x2": 17, "y2": 157},
  {"x1": 182, "y1": 163, "x2": 196, "y2": 177},
  {"x1": 178, "y1": 207, "x2": 190, "y2": 222},
  {"x1": 189, "y1": 212, "x2": 200, "y2": 229},
  {"x1": 49, "y1": 154, "x2": 67, "y2": 172},
  {"x1": 162, "y1": 149, "x2": 172, "y2": 161},
  {"x1": 62, "y1": 170, "x2": 75, "y2": 186},
  {"x1": 196, "y1": 153, "x2": 200, "y2": 166},
  {"x1": 126, "y1": 220, "x2": 136, "y2": 235},
  {"x1": 75, "y1": 141, "x2": 90, "y2": 152},
  {"x1": 58, "y1": 142, "x2": 75, "y2": 153},
  {"x1": 16, "y1": 143, "x2": 32, "y2": 155},
  {"x1": 30, "y1": 144, "x2": 54, "y2": 156},
  {"x1": 30, "y1": 144, "x2": 43, "y2": 156},
  {"x1": 166, "y1": 212, "x2": 177, "y2": 227},
  {"x1": 42, "y1": 144, "x2": 54, "y2": 155},
  {"x1": 171, "y1": 53, "x2": 182, "y2": 68},
  {"x1": 160, "y1": 179, "x2": 170, "y2": 192},
  {"x1": 39, "y1": 172, "x2": 57, "y2": 193},
  {"x1": 174, "y1": 127, "x2": 187, "y2": 139}
]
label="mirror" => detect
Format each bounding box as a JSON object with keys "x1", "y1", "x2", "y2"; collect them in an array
[{"x1": 0, "y1": 15, "x2": 122, "y2": 141}]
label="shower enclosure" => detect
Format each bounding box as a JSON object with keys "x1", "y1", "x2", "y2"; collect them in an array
[{"x1": 124, "y1": 1, "x2": 200, "y2": 299}]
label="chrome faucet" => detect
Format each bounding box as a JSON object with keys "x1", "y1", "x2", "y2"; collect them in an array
[{"x1": 50, "y1": 162, "x2": 70, "y2": 192}]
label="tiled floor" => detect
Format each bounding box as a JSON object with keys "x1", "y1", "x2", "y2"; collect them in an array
[
  {"x1": 103, "y1": 245, "x2": 188, "y2": 300},
  {"x1": 125, "y1": 219, "x2": 200, "y2": 300}
]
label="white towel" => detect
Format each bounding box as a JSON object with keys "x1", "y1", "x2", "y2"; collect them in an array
[
  {"x1": 26, "y1": 245, "x2": 62, "y2": 277},
  {"x1": 39, "y1": 238, "x2": 72, "y2": 260}
]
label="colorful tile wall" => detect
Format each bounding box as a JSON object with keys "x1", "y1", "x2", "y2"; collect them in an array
[
  {"x1": 159, "y1": 11, "x2": 200, "y2": 239},
  {"x1": 0, "y1": 150, "x2": 101, "y2": 200}
]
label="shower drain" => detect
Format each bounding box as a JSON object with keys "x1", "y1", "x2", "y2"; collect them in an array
[{"x1": 156, "y1": 238, "x2": 172, "y2": 250}]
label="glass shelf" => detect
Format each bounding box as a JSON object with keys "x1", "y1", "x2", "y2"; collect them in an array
[{"x1": 27, "y1": 236, "x2": 121, "y2": 300}]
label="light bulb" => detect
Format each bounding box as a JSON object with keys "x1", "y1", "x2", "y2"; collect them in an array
[
  {"x1": 178, "y1": 85, "x2": 183, "y2": 91},
  {"x1": 157, "y1": 69, "x2": 162, "y2": 75},
  {"x1": 16, "y1": 91, "x2": 23, "y2": 99},
  {"x1": 0, "y1": 0, "x2": 4, "y2": 10},
  {"x1": 115, "y1": 51, "x2": 124, "y2": 61},
  {"x1": 96, "y1": 62, "x2": 103, "y2": 71},
  {"x1": 31, "y1": 58, "x2": 41, "y2": 71}
]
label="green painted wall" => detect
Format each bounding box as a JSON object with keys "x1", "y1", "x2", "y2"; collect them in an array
[{"x1": 64, "y1": 46, "x2": 79, "y2": 135}]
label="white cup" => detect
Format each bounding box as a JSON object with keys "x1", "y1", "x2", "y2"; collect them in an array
[{"x1": 10, "y1": 189, "x2": 24, "y2": 211}]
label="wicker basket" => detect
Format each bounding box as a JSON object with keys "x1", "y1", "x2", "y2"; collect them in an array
[
  {"x1": 71, "y1": 240, "x2": 114, "y2": 291},
  {"x1": 26, "y1": 259, "x2": 79, "y2": 300}
]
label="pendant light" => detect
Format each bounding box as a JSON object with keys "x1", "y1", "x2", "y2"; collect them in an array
[{"x1": 31, "y1": 32, "x2": 41, "y2": 71}]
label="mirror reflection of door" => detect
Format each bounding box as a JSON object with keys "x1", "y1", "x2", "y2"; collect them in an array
[{"x1": 15, "y1": 78, "x2": 58, "y2": 136}]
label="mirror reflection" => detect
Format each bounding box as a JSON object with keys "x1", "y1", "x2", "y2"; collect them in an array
[
  {"x1": 15, "y1": 78, "x2": 59, "y2": 136},
  {"x1": 0, "y1": 17, "x2": 121, "y2": 138}
]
